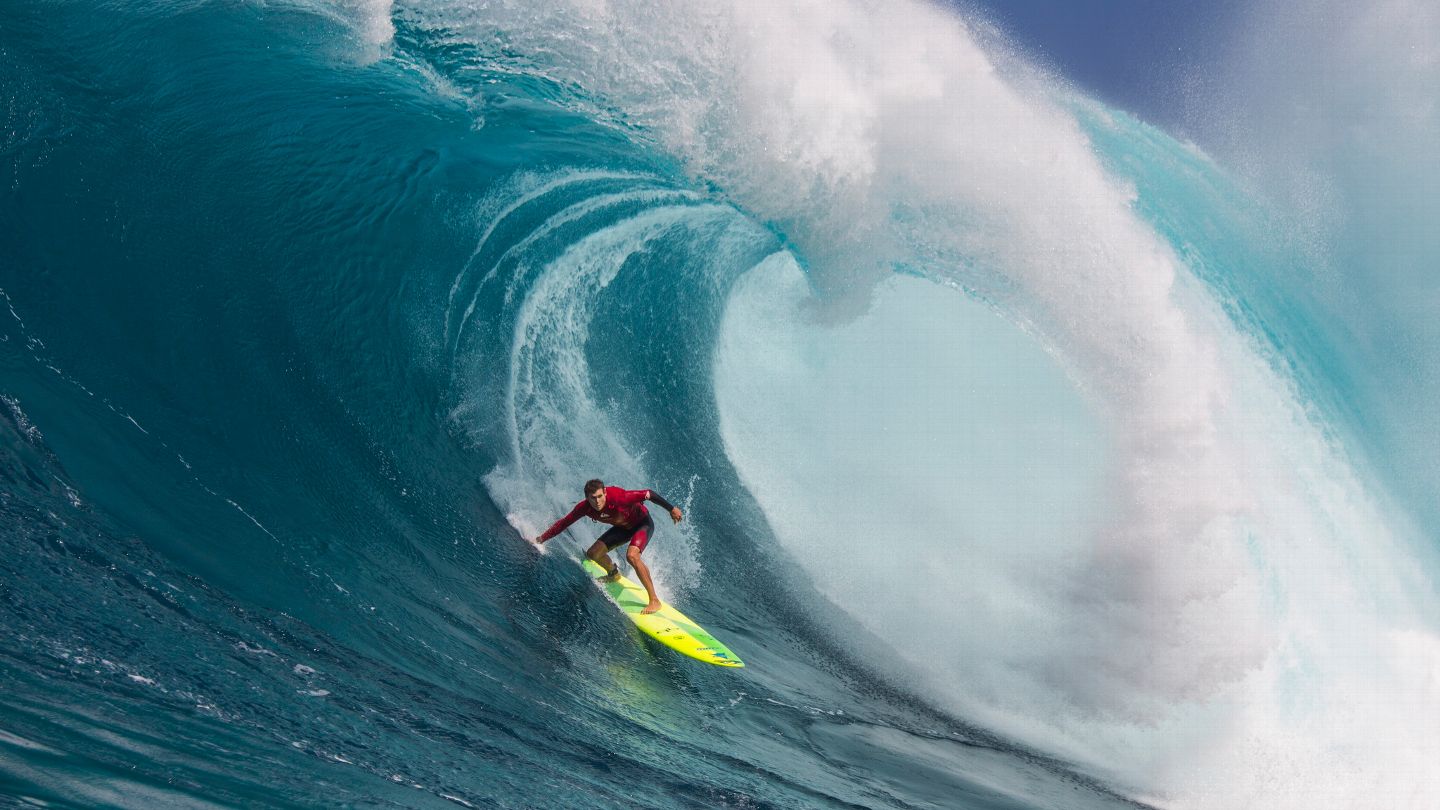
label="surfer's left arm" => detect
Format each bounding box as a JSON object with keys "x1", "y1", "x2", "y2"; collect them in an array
[{"x1": 644, "y1": 489, "x2": 683, "y2": 524}]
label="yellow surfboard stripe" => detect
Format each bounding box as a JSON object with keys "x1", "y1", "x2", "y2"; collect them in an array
[{"x1": 581, "y1": 560, "x2": 744, "y2": 668}]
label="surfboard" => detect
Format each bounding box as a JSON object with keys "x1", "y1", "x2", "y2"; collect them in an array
[{"x1": 580, "y1": 559, "x2": 744, "y2": 668}]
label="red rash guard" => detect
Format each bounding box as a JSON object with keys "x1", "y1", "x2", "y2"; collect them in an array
[{"x1": 537, "y1": 486, "x2": 675, "y2": 543}]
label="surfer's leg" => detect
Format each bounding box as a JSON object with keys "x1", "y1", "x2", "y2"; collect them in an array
[
  {"x1": 625, "y1": 517, "x2": 662, "y2": 614},
  {"x1": 627, "y1": 547, "x2": 662, "y2": 614},
  {"x1": 586, "y1": 536, "x2": 620, "y2": 578}
]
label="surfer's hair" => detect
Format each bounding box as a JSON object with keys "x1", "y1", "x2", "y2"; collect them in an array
[{"x1": 584, "y1": 479, "x2": 605, "y2": 496}]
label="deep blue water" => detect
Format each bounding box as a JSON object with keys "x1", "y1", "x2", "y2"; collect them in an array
[{"x1": 3, "y1": 2, "x2": 1436, "y2": 808}]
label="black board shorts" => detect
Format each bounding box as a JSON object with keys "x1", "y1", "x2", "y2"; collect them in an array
[{"x1": 597, "y1": 512, "x2": 655, "y2": 553}]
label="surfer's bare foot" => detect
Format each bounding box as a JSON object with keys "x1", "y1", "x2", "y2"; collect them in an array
[
  {"x1": 641, "y1": 601, "x2": 662, "y2": 615},
  {"x1": 599, "y1": 570, "x2": 620, "y2": 581}
]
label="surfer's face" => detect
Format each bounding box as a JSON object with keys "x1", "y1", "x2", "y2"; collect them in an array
[{"x1": 586, "y1": 489, "x2": 607, "y2": 510}]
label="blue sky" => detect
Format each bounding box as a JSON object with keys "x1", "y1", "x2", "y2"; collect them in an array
[{"x1": 954, "y1": 0, "x2": 1246, "y2": 127}]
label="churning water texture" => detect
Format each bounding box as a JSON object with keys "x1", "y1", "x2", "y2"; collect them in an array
[{"x1": 2, "y1": 1, "x2": 1438, "y2": 808}]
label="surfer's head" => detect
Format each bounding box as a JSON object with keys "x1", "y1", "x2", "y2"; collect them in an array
[{"x1": 584, "y1": 479, "x2": 606, "y2": 509}]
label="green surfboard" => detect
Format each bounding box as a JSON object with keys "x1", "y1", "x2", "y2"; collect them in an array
[{"x1": 581, "y1": 559, "x2": 744, "y2": 668}]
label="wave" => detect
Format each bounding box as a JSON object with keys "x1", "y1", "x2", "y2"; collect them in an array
[
  {"x1": 401, "y1": 2, "x2": 1440, "y2": 804},
  {"x1": 1, "y1": 0, "x2": 1436, "y2": 807}
]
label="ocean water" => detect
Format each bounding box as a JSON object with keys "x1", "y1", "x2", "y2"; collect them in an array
[{"x1": 2, "y1": 1, "x2": 1437, "y2": 808}]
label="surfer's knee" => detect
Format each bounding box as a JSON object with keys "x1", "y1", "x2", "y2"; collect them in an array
[{"x1": 625, "y1": 545, "x2": 644, "y2": 565}]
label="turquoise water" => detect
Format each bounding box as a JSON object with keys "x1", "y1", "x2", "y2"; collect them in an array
[{"x1": 3, "y1": 2, "x2": 1435, "y2": 808}]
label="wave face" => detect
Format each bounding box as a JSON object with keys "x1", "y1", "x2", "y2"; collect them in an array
[{"x1": 2, "y1": 1, "x2": 1436, "y2": 808}]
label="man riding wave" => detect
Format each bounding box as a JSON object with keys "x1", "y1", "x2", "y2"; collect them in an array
[{"x1": 533, "y1": 479, "x2": 682, "y2": 614}]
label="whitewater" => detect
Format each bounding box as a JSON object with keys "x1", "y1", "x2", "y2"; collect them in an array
[{"x1": 2, "y1": 0, "x2": 1437, "y2": 808}]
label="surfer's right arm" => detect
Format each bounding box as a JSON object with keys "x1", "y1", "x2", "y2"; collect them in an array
[{"x1": 535, "y1": 501, "x2": 587, "y2": 544}]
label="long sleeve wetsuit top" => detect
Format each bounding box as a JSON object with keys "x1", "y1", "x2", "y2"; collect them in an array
[{"x1": 538, "y1": 486, "x2": 676, "y2": 542}]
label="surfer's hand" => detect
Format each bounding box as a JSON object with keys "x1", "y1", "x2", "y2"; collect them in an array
[
  {"x1": 669, "y1": 507, "x2": 683, "y2": 524},
  {"x1": 531, "y1": 536, "x2": 544, "y2": 545}
]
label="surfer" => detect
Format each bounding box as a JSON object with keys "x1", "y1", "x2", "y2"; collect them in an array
[{"x1": 533, "y1": 479, "x2": 683, "y2": 614}]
